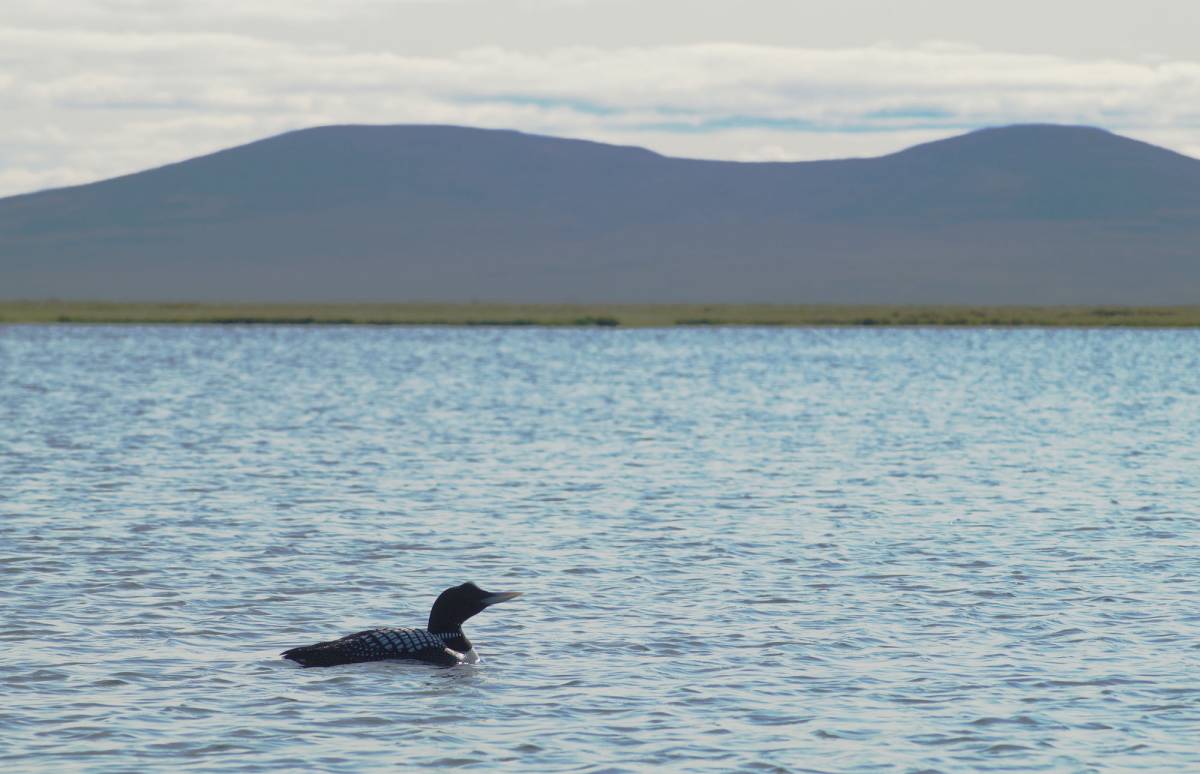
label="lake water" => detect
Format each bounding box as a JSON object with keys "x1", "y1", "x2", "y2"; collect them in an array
[{"x1": 2, "y1": 325, "x2": 1199, "y2": 772}]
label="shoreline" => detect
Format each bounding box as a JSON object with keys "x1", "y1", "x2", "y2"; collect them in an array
[{"x1": 3, "y1": 301, "x2": 1200, "y2": 327}]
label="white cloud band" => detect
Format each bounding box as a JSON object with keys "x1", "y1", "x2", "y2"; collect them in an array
[{"x1": 2, "y1": 26, "x2": 1199, "y2": 197}]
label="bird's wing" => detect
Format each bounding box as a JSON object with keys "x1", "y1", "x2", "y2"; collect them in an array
[{"x1": 282, "y1": 627, "x2": 458, "y2": 667}]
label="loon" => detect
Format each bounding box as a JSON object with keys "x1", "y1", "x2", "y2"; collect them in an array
[{"x1": 281, "y1": 582, "x2": 521, "y2": 668}]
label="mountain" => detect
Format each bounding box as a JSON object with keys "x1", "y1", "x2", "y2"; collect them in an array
[{"x1": 2, "y1": 124, "x2": 1199, "y2": 304}]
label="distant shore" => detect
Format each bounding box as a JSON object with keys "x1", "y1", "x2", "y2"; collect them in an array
[{"x1": 3, "y1": 301, "x2": 1200, "y2": 327}]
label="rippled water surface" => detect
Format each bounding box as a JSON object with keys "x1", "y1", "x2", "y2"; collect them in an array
[{"x1": 3, "y1": 325, "x2": 1199, "y2": 772}]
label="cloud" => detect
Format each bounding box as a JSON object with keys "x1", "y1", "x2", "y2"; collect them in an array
[{"x1": 1, "y1": 24, "x2": 1199, "y2": 196}]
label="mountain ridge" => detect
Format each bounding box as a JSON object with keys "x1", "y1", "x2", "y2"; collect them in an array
[{"x1": 2, "y1": 123, "x2": 1199, "y2": 304}]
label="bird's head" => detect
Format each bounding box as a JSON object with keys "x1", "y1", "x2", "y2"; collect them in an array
[{"x1": 427, "y1": 582, "x2": 522, "y2": 633}]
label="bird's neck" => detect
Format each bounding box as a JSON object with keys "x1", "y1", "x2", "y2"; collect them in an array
[
  {"x1": 432, "y1": 627, "x2": 471, "y2": 653},
  {"x1": 428, "y1": 607, "x2": 473, "y2": 652}
]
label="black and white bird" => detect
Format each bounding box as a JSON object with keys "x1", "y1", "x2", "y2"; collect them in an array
[{"x1": 281, "y1": 582, "x2": 521, "y2": 667}]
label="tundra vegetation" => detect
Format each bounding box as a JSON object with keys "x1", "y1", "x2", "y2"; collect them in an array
[{"x1": 4, "y1": 302, "x2": 1200, "y2": 327}]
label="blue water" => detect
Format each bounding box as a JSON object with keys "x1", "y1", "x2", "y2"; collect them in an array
[{"x1": 2, "y1": 325, "x2": 1199, "y2": 772}]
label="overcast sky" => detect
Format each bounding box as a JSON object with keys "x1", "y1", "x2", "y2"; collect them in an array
[{"x1": 4, "y1": 0, "x2": 1199, "y2": 197}]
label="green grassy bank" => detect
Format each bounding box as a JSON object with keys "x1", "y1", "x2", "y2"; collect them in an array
[{"x1": 3, "y1": 301, "x2": 1200, "y2": 327}]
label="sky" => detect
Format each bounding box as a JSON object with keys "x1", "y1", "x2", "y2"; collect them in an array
[{"x1": 3, "y1": 0, "x2": 1199, "y2": 197}]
